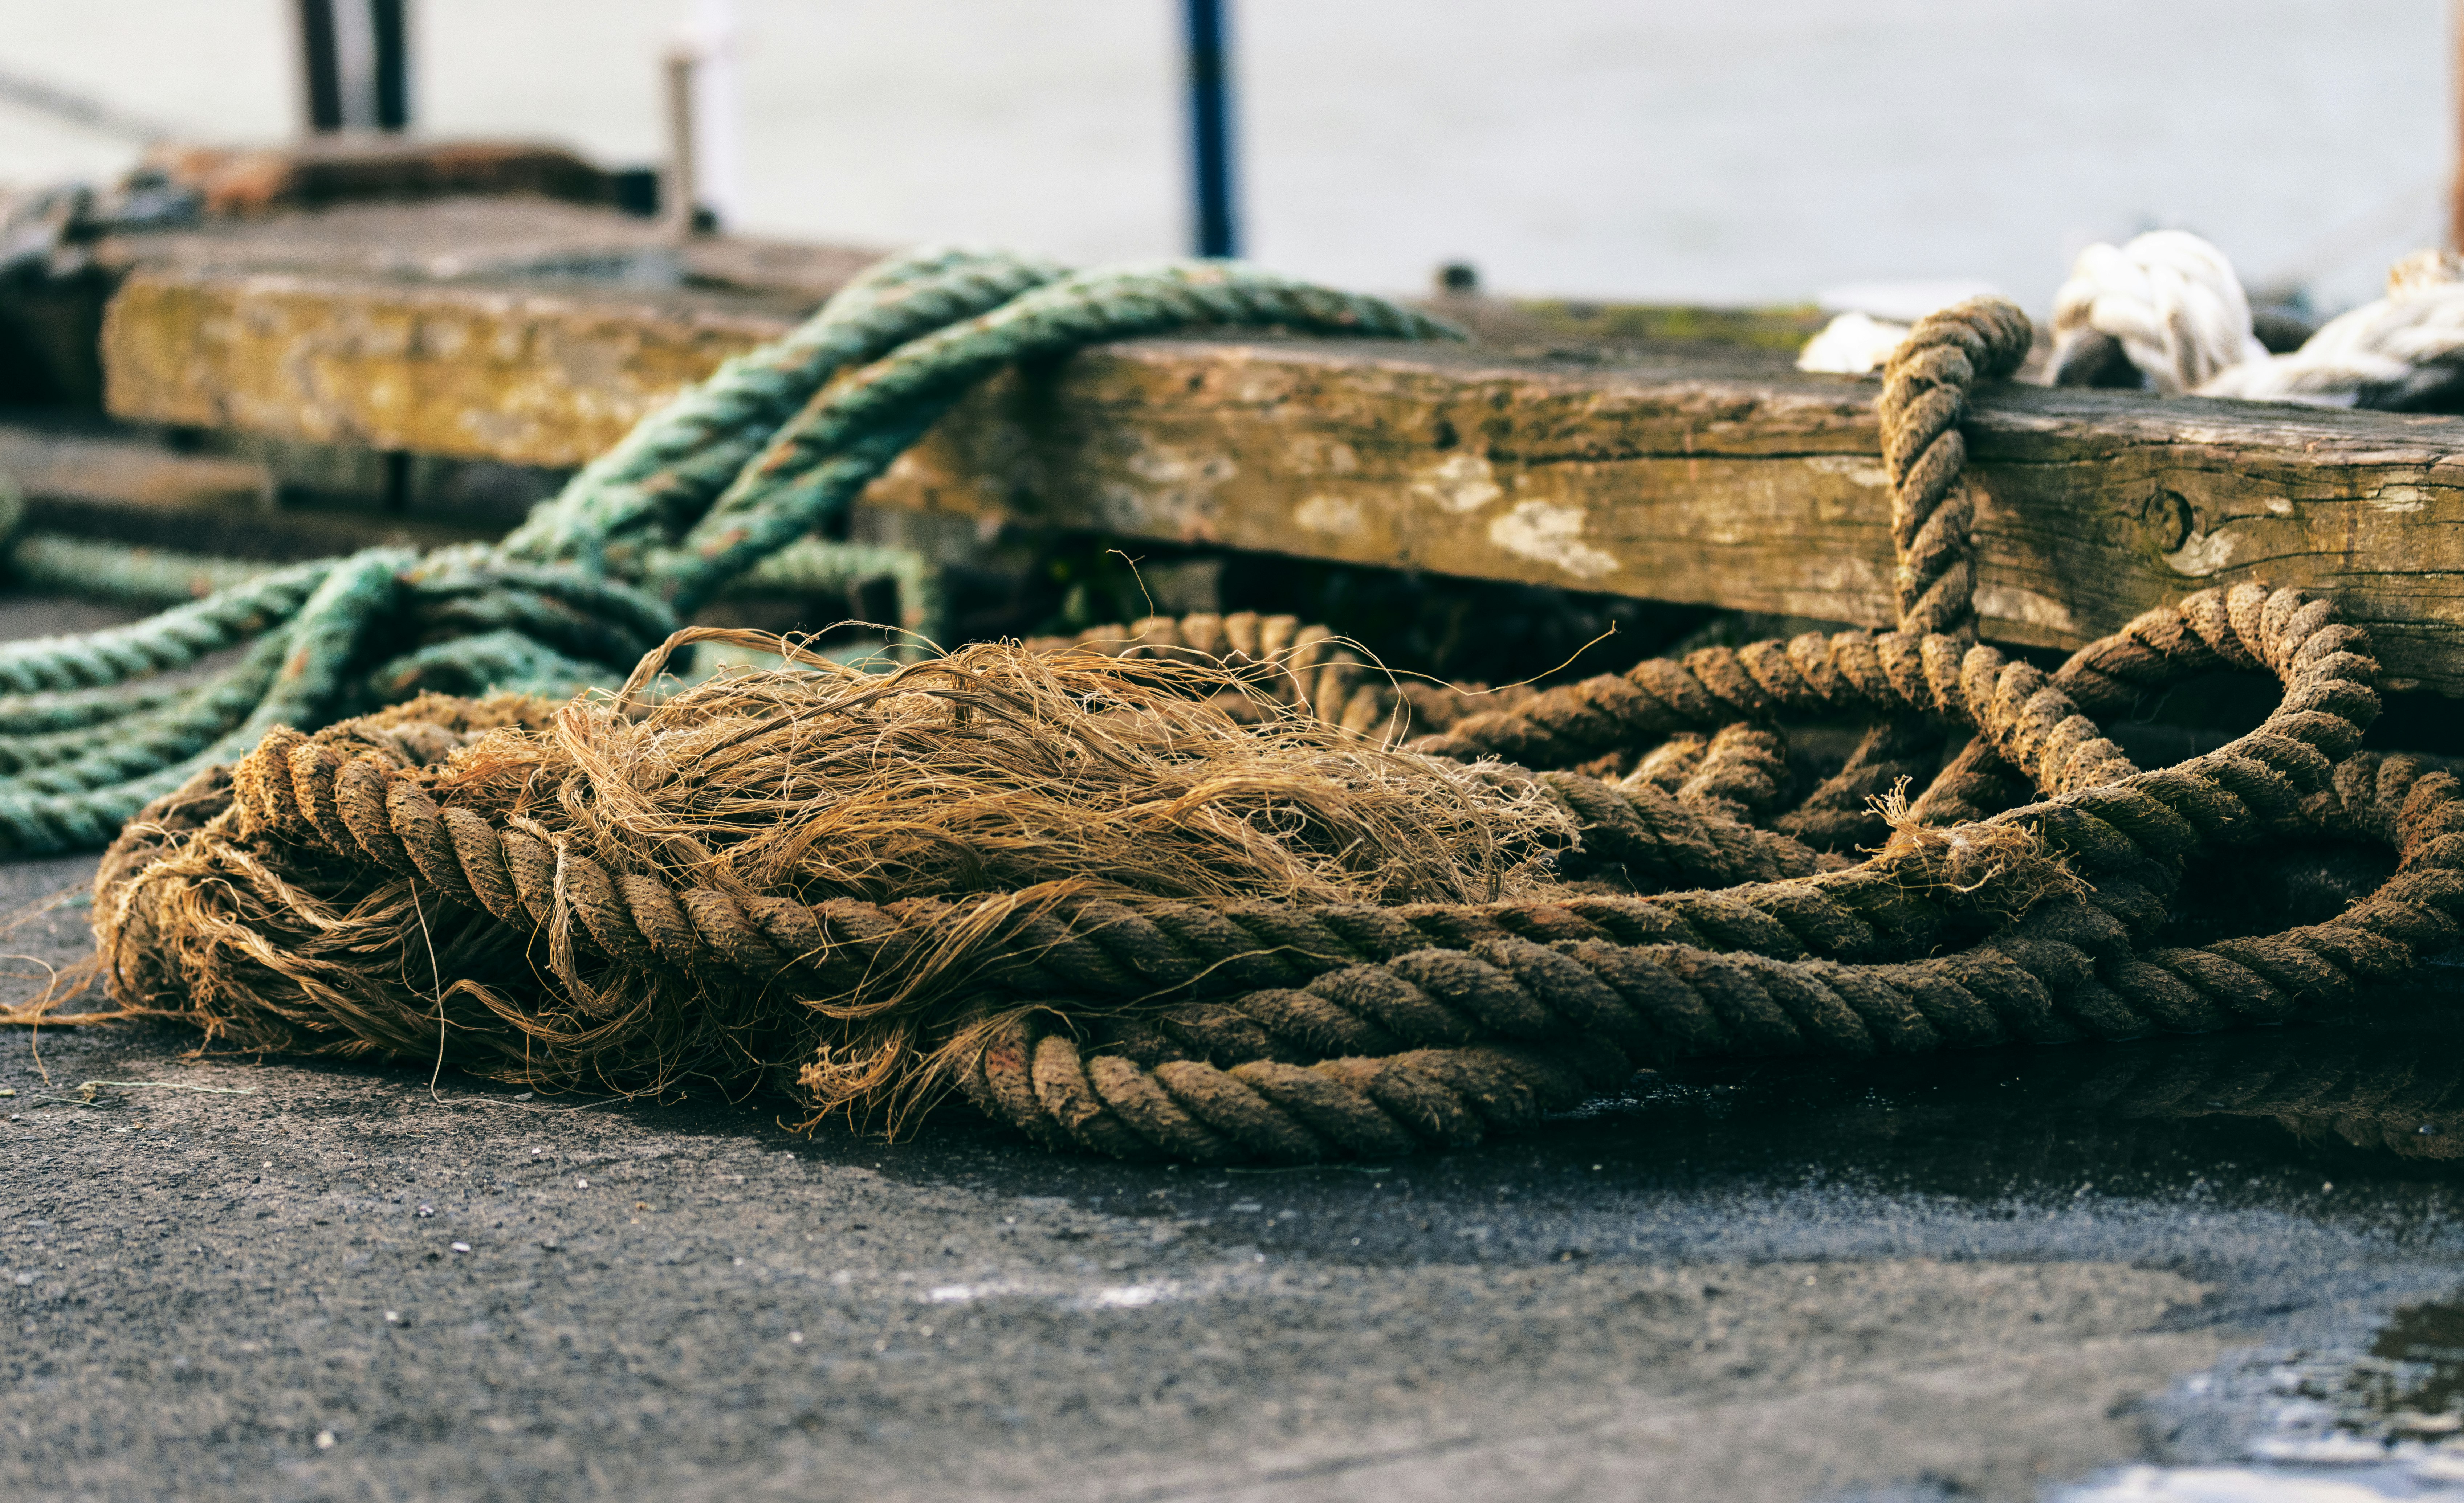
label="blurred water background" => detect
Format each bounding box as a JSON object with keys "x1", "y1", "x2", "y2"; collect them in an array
[{"x1": 0, "y1": 0, "x2": 2449, "y2": 314}]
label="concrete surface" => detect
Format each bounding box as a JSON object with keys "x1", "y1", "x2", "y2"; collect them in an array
[{"x1": 11, "y1": 844, "x2": 2464, "y2": 1501}]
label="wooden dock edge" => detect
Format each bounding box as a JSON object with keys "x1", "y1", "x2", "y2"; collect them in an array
[{"x1": 98, "y1": 266, "x2": 2464, "y2": 694}]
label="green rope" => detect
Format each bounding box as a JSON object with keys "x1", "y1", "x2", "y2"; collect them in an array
[
  {"x1": 0, "y1": 678, "x2": 192, "y2": 735},
  {"x1": 0, "y1": 634, "x2": 284, "y2": 787},
  {"x1": 0, "y1": 254, "x2": 1459, "y2": 854},
  {"x1": 659, "y1": 409, "x2": 954, "y2": 613},
  {"x1": 0, "y1": 559, "x2": 331, "y2": 695},
  {"x1": 15, "y1": 530, "x2": 954, "y2": 662},
  {"x1": 663, "y1": 263, "x2": 1460, "y2": 607},
  {"x1": 498, "y1": 246, "x2": 1069, "y2": 567},
  {"x1": 724, "y1": 537, "x2": 948, "y2": 645},
  {"x1": 0, "y1": 550, "x2": 408, "y2": 851},
  {"x1": 370, "y1": 629, "x2": 626, "y2": 703},
  {"x1": 5, "y1": 531, "x2": 269, "y2": 606}
]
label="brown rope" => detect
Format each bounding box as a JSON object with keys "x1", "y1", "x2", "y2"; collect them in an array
[
  {"x1": 950, "y1": 649, "x2": 2462, "y2": 1160},
  {"x1": 1881, "y1": 298, "x2": 2035, "y2": 640},
  {"x1": 1020, "y1": 608, "x2": 1506, "y2": 738},
  {"x1": 74, "y1": 295, "x2": 2464, "y2": 1163}
]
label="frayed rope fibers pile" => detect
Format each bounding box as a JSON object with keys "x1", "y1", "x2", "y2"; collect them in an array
[{"x1": 28, "y1": 285, "x2": 2464, "y2": 1164}]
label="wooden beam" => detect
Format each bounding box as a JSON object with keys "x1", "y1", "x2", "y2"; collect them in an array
[
  {"x1": 93, "y1": 259, "x2": 1817, "y2": 469},
  {"x1": 98, "y1": 266, "x2": 2464, "y2": 693},
  {"x1": 89, "y1": 197, "x2": 871, "y2": 462},
  {"x1": 102, "y1": 267, "x2": 790, "y2": 469},
  {"x1": 0, "y1": 427, "x2": 271, "y2": 511},
  {"x1": 874, "y1": 340, "x2": 2464, "y2": 695}
]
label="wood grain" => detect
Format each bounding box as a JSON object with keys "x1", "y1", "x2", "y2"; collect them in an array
[
  {"x1": 97, "y1": 265, "x2": 2464, "y2": 692},
  {"x1": 872, "y1": 339, "x2": 2464, "y2": 693}
]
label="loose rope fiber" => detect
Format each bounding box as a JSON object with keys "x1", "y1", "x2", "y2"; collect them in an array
[
  {"x1": 56, "y1": 298, "x2": 2464, "y2": 1163},
  {"x1": 0, "y1": 250, "x2": 1461, "y2": 855}
]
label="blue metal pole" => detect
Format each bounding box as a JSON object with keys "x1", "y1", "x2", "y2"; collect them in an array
[{"x1": 1184, "y1": 0, "x2": 1238, "y2": 258}]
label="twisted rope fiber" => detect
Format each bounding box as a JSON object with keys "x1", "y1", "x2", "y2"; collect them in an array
[
  {"x1": 0, "y1": 250, "x2": 1459, "y2": 854},
  {"x1": 960, "y1": 631, "x2": 2461, "y2": 1162},
  {"x1": 63, "y1": 292, "x2": 2464, "y2": 1163},
  {"x1": 86, "y1": 584, "x2": 2464, "y2": 1160},
  {"x1": 1881, "y1": 299, "x2": 2033, "y2": 640}
]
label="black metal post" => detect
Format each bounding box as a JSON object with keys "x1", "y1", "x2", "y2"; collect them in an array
[
  {"x1": 299, "y1": 0, "x2": 343, "y2": 132},
  {"x1": 372, "y1": 0, "x2": 411, "y2": 131},
  {"x1": 298, "y1": 0, "x2": 411, "y2": 133},
  {"x1": 1184, "y1": 0, "x2": 1238, "y2": 258}
]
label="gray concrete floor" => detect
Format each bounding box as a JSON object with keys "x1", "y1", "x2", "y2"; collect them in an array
[
  {"x1": 16, "y1": 862, "x2": 2464, "y2": 1503},
  {"x1": 9, "y1": 591, "x2": 2464, "y2": 1502}
]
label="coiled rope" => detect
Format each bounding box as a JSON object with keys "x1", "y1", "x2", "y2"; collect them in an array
[
  {"x1": 62, "y1": 296, "x2": 2464, "y2": 1163},
  {"x1": 0, "y1": 249, "x2": 1459, "y2": 855}
]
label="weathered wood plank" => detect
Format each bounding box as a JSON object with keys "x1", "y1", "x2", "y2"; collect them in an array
[
  {"x1": 97, "y1": 266, "x2": 2464, "y2": 693},
  {"x1": 870, "y1": 339, "x2": 2464, "y2": 694},
  {"x1": 0, "y1": 428, "x2": 272, "y2": 510},
  {"x1": 102, "y1": 267, "x2": 790, "y2": 468}
]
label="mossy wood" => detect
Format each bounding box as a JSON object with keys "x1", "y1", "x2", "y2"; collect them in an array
[
  {"x1": 102, "y1": 268, "x2": 790, "y2": 469},
  {"x1": 101, "y1": 271, "x2": 2464, "y2": 692}
]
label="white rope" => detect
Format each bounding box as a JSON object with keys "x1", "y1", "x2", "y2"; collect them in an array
[
  {"x1": 1795, "y1": 310, "x2": 1911, "y2": 375},
  {"x1": 1779, "y1": 231, "x2": 2464, "y2": 414},
  {"x1": 2197, "y1": 250, "x2": 2464, "y2": 409},
  {"x1": 2049, "y1": 230, "x2": 2266, "y2": 395}
]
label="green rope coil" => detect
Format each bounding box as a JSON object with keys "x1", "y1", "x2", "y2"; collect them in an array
[
  {"x1": 0, "y1": 559, "x2": 333, "y2": 695},
  {"x1": 0, "y1": 635, "x2": 285, "y2": 787},
  {"x1": 0, "y1": 253, "x2": 1458, "y2": 854},
  {"x1": 0, "y1": 679, "x2": 192, "y2": 735},
  {"x1": 6, "y1": 529, "x2": 937, "y2": 634}
]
